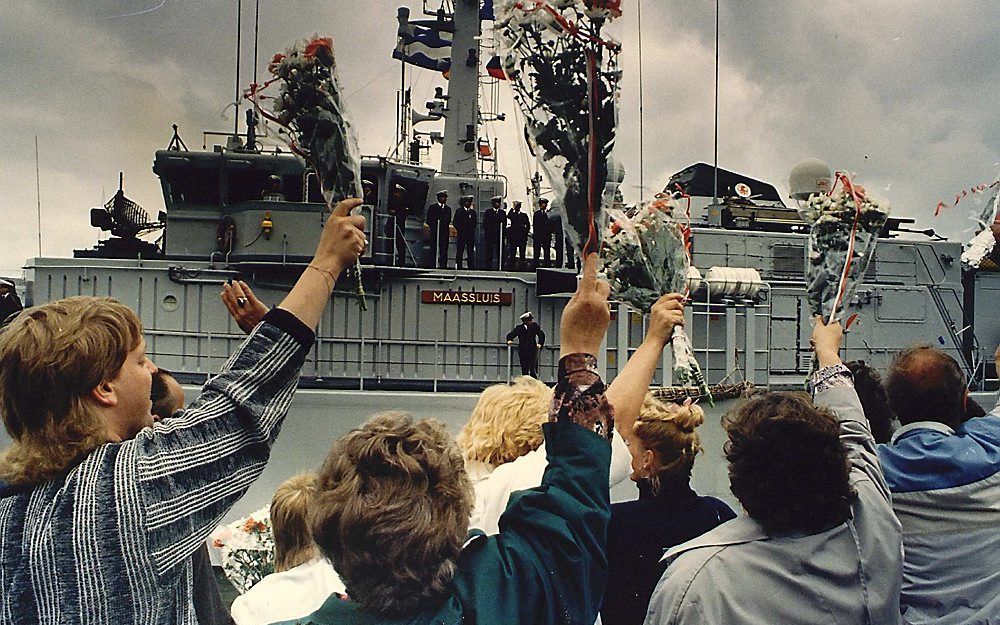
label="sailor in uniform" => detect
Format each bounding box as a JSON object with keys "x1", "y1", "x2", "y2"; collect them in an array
[
  {"x1": 505, "y1": 201, "x2": 530, "y2": 270},
  {"x1": 454, "y1": 195, "x2": 478, "y2": 270},
  {"x1": 0, "y1": 279, "x2": 22, "y2": 327},
  {"x1": 532, "y1": 198, "x2": 552, "y2": 269},
  {"x1": 482, "y1": 196, "x2": 505, "y2": 271},
  {"x1": 425, "y1": 190, "x2": 451, "y2": 269},
  {"x1": 506, "y1": 311, "x2": 545, "y2": 378}
]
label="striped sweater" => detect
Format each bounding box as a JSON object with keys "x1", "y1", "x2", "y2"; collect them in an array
[{"x1": 0, "y1": 308, "x2": 313, "y2": 625}]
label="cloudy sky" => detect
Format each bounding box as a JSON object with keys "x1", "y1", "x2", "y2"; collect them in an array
[{"x1": 1, "y1": 0, "x2": 997, "y2": 274}]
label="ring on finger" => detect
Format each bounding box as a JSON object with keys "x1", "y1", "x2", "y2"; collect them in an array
[{"x1": 237, "y1": 297, "x2": 247, "y2": 308}]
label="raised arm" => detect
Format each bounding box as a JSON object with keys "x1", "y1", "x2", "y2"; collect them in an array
[
  {"x1": 459, "y1": 254, "x2": 615, "y2": 625},
  {"x1": 129, "y1": 198, "x2": 366, "y2": 577},
  {"x1": 810, "y1": 316, "x2": 892, "y2": 503},
  {"x1": 606, "y1": 293, "x2": 684, "y2": 435}
]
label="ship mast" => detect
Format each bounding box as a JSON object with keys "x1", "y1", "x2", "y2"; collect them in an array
[{"x1": 438, "y1": 0, "x2": 481, "y2": 176}]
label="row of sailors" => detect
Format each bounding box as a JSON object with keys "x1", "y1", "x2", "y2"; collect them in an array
[{"x1": 384, "y1": 187, "x2": 576, "y2": 270}]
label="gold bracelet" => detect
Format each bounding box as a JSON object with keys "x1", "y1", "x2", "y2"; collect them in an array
[{"x1": 307, "y1": 264, "x2": 337, "y2": 290}]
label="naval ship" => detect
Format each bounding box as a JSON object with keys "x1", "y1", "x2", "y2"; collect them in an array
[
  {"x1": 10, "y1": 0, "x2": 1000, "y2": 517},
  {"x1": 21, "y1": 1, "x2": 1000, "y2": 392}
]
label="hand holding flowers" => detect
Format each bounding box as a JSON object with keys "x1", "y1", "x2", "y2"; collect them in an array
[{"x1": 600, "y1": 196, "x2": 712, "y2": 403}]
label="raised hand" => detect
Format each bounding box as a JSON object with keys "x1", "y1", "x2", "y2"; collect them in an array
[
  {"x1": 312, "y1": 198, "x2": 367, "y2": 279},
  {"x1": 646, "y1": 293, "x2": 686, "y2": 347},
  {"x1": 221, "y1": 280, "x2": 269, "y2": 334},
  {"x1": 559, "y1": 253, "x2": 611, "y2": 357},
  {"x1": 812, "y1": 316, "x2": 844, "y2": 368}
]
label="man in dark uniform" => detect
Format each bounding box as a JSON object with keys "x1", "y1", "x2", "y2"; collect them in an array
[
  {"x1": 425, "y1": 190, "x2": 451, "y2": 269},
  {"x1": 532, "y1": 198, "x2": 552, "y2": 269},
  {"x1": 482, "y1": 196, "x2": 505, "y2": 271},
  {"x1": 548, "y1": 207, "x2": 567, "y2": 270},
  {"x1": 386, "y1": 184, "x2": 410, "y2": 266},
  {"x1": 0, "y1": 279, "x2": 22, "y2": 328},
  {"x1": 454, "y1": 195, "x2": 478, "y2": 270},
  {"x1": 506, "y1": 201, "x2": 530, "y2": 271},
  {"x1": 506, "y1": 311, "x2": 545, "y2": 378}
]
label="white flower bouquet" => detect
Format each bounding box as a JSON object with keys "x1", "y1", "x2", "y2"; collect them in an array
[
  {"x1": 798, "y1": 174, "x2": 889, "y2": 324},
  {"x1": 249, "y1": 36, "x2": 367, "y2": 310},
  {"x1": 496, "y1": 0, "x2": 624, "y2": 257},
  {"x1": 601, "y1": 196, "x2": 712, "y2": 404},
  {"x1": 210, "y1": 506, "x2": 275, "y2": 594}
]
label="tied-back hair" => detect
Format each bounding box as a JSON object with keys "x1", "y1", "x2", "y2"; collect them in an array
[
  {"x1": 723, "y1": 392, "x2": 856, "y2": 536},
  {"x1": 271, "y1": 473, "x2": 319, "y2": 572},
  {"x1": 885, "y1": 345, "x2": 967, "y2": 428},
  {"x1": 633, "y1": 393, "x2": 704, "y2": 477},
  {"x1": 456, "y1": 376, "x2": 551, "y2": 467},
  {"x1": 311, "y1": 411, "x2": 473, "y2": 616},
  {"x1": 0, "y1": 296, "x2": 142, "y2": 485}
]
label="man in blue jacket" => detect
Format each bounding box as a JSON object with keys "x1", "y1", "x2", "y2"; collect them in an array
[{"x1": 878, "y1": 344, "x2": 1000, "y2": 624}]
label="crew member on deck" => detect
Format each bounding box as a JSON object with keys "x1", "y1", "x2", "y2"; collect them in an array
[
  {"x1": 454, "y1": 195, "x2": 477, "y2": 270},
  {"x1": 425, "y1": 190, "x2": 451, "y2": 269},
  {"x1": 0, "y1": 279, "x2": 22, "y2": 327},
  {"x1": 548, "y1": 207, "x2": 569, "y2": 270},
  {"x1": 483, "y1": 196, "x2": 505, "y2": 271},
  {"x1": 386, "y1": 184, "x2": 409, "y2": 267},
  {"x1": 506, "y1": 201, "x2": 529, "y2": 271},
  {"x1": 506, "y1": 311, "x2": 545, "y2": 378},
  {"x1": 532, "y1": 198, "x2": 552, "y2": 269}
]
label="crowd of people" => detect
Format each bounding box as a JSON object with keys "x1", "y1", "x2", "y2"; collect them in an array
[
  {"x1": 423, "y1": 190, "x2": 576, "y2": 271},
  {"x1": 0, "y1": 198, "x2": 998, "y2": 625}
]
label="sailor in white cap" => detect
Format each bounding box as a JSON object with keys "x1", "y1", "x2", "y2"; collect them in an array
[
  {"x1": 505, "y1": 311, "x2": 545, "y2": 378},
  {"x1": 0, "y1": 278, "x2": 23, "y2": 327}
]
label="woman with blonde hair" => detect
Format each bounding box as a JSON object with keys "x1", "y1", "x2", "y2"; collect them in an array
[
  {"x1": 457, "y1": 294, "x2": 688, "y2": 536},
  {"x1": 601, "y1": 394, "x2": 736, "y2": 625}
]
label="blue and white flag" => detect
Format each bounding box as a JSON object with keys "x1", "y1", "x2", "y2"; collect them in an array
[
  {"x1": 392, "y1": 46, "x2": 452, "y2": 72},
  {"x1": 395, "y1": 7, "x2": 452, "y2": 71}
]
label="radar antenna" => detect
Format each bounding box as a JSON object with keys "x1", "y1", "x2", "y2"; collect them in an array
[{"x1": 90, "y1": 173, "x2": 165, "y2": 239}]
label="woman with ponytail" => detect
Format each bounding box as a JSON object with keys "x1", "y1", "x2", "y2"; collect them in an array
[{"x1": 601, "y1": 394, "x2": 736, "y2": 625}]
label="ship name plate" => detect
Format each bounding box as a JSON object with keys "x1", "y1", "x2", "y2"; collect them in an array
[{"x1": 421, "y1": 290, "x2": 512, "y2": 305}]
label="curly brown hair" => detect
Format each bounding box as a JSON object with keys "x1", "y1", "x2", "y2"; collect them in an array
[
  {"x1": 0, "y1": 296, "x2": 141, "y2": 485},
  {"x1": 723, "y1": 392, "x2": 855, "y2": 536},
  {"x1": 311, "y1": 411, "x2": 473, "y2": 617}
]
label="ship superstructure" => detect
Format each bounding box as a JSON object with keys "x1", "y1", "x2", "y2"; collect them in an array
[{"x1": 20, "y1": 0, "x2": 1000, "y2": 393}]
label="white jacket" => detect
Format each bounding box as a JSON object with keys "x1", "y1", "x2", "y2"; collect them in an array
[
  {"x1": 230, "y1": 557, "x2": 346, "y2": 625},
  {"x1": 469, "y1": 431, "x2": 631, "y2": 535}
]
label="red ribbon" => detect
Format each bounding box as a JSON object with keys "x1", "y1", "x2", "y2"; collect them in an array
[{"x1": 934, "y1": 180, "x2": 1000, "y2": 216}]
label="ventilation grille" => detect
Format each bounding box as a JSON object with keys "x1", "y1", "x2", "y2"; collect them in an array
[{"x1": 772, "y1": 244, "x2": 805, "y2": 277}]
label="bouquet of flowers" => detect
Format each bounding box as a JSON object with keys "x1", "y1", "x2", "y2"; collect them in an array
[
  {"x1": 496, "y1": 0, "x2": 624, "y2": 258},
  {"x1": 961, "y1": 187, "x2": 1000, "y2": 269},
  {"x1": 248, "y1": 36, "x2": 367, "y2": 310},
  {"x1": 601, "y1": 195, "x2": 712, "y2": 404},
  {"x1": 211, "y1": 506, "x2": 275, "y2": 594},
  {"x1": 797, "y1": 172, "x2": 889, "y2": 324}
]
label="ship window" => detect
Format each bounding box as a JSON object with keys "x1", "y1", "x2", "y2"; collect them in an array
[
  {"x1": 164, "y1": 169, "x2": 220, "y2": 206},
  {"x1": 226, "y1": 170, "x2": 274, "y2": 205},
  {"x1": 772, "y1": 244, "x2": 805, "y2": 277}
]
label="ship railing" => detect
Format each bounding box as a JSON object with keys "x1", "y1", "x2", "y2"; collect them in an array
[{"x1": 140, "y1": 291, "x2": 774, "y2": 393}]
